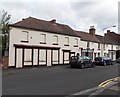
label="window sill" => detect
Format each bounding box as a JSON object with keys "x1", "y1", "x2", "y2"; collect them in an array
[
  {"x1": 40, "y1": 42, "x2": 46, "y2": 44},
  {"x1": 74, "y1": 45, "x2": 78, "y2": 47},
  {"x1": 21, "y1": 40, "x2": 29, "y2": 43},
  {"x1": 86, "y1": 47, "x2": 90, "y2": 49},
  {"x1": 64, "y1": 44, "x2": 69, "y2": 46},
  {"x1": 53, "y1": 43, "x2": 58, "y2": 45},
  {"x1": 24, "y1": 61, "x2": 32, "y2": 62}
]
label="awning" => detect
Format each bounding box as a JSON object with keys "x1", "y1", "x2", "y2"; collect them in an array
[{"x1": 14, "y1": 44, "x2": 60, "y2": 50}]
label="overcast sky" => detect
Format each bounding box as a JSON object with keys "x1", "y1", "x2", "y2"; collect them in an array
[{"x1": 0, "y1": 0, "x2": 119, "y2": 35}]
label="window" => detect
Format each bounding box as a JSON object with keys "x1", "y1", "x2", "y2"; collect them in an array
[
  {"x1": 21, "y1": 31, "x2": 29, "y2": 43},
  {"x1": 98, "y1": 53, "x2": 100, "y2": 57},
  {"x1": 53, "y1": 35, "x2": 58, "y2": 45},
  {"x1": 98, "y1": 43, "x2": 100, "y2": 49},
  {"x1": 111, "y1": 45, "x2": 113, "y2": 50},
  {"x1": 87, "y1": 42, "x2": 90, "y2": 48},
  {"x1": 74, "y1": 38, "x2": 78, "y2": 47},
  {"x1": 40, "y1": 34, "x2": 46, "y2": 44},
  {"x1": 64, "y1": 37, "x2": 69, "y2": 46},
  {"x1": 106, "y1": 44, "x2": 108, "y2": 48},
  {"x1": 103, "y1": 44, "x2": 105, "y2": 49},
  {"x1": 94, "y1": 53, "x2": 97, "y2": 58}
]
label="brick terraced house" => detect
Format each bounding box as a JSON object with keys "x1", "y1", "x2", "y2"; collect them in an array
[{"x1": 8, "y1": 17, "x2": 120, "y2": 68}]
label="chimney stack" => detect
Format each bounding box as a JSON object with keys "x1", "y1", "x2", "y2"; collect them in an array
[
  {"x1": 89, "y1": 26, "x2": 96, "y2": 35},
  {"x1": 107, "y1": 30, "x2": 110, "y2": 33},
  {"x1": 50, "y1": 19, "x2": 56, "y2": 23}
]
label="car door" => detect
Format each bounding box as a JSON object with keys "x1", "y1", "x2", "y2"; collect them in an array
[
  {"x1": 83, "y1": 56, "x2": 89, "y2": 67},
  {"x1": 86, "y1": 56, "x2": 92, "y2": 66}
]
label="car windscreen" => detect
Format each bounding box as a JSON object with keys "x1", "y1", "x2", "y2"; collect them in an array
[
  {"x1": 71, "y1": 56, "x2": 83, "y2": 60},
  {"x1": 95, "y1": 57, "x2": 102, "y2": 61},
  {"x1": 102, "y1": 57, "x2": 110, "y2": 60},
  {"x1": 71, "y1": 56, "x2": 79, "y2": 60}
]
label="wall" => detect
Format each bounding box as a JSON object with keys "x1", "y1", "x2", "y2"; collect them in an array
[{"x1": 9, "y1": 27, "x2": 80, "y2": 67}]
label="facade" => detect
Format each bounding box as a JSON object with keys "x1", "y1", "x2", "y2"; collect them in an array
[
  {"x1": 9, "y1": 17, "x2": 120, "y2": 68},
  {"x1": 9, "y1": 17, "x2": 80, "y2": 68}
]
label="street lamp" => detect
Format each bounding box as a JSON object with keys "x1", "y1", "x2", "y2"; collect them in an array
[{"x1": 101, "y1": 25, "x2": 116, "y2": 57}]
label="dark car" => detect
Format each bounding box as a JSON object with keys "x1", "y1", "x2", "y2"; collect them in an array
[
  {"x1": 94, "y1": 57, "x2": 113, "y2": 66},
  {"x1": 70, "y1": 56, "x2": 95, "y2": 69},
  {"x1": 116, "y1": 57, "x2": 120, "y2": 63}
]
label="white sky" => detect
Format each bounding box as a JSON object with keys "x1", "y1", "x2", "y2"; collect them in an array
[{"x1": 0, "y1": 0, "x2": 119, "y2": 35}]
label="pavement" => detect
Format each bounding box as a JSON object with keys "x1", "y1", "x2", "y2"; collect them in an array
[{"x1": 2, "y1": 63, "x2": 119, "y2": 96}]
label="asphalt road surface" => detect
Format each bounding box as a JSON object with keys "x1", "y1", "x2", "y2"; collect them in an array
[{"x1": 2, "y1": 63, "x2": 119, "y2": 95}]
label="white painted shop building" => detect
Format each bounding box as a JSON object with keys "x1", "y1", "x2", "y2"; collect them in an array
[
  {"x1": 9, "y1": 17, "x2": 81, "y2": 68},
  {"x1": 9, "y1": 17, "x2": 119, "y2": 68}
]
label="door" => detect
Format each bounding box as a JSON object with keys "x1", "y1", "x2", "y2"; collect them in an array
[
  {"x1": 24, "y1": 49, "x2": 32, "y2": 66},
  {"x1": 16, "y1": 48, "x2": 23, "y2": 68},
  {"x1": 47, "y1": 50, "x2": 52, "y2": 66},
  {"x1": 52, "y1": 50, "x2": 59, "y2": 65},
  {"x1": 83, "y1": 56, "x2": 91, "y2": 67},
  {"x1": 63, "y1": 51, "x2": 70, "y2": 64}
]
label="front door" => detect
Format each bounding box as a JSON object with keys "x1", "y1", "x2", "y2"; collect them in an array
[
  {"x1": 63, "y1": 51, "x2": 70, "y2": 64},
  {"x1": 47, "y1": 50, "x2": 52, "y2": 66}
]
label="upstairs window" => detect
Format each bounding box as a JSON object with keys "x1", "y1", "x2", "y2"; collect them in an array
[
  {"x1": 111, "y1": 45, "x2": 113, "y2": 50},
  {"x1": 98, "y1": 43, "x2": 100, "y2": 49},
  {"x1": 40, "y1": 34, "x2": 46, "y2": 44},
  {"x1": 87, "y1": 42, "x2": 90, "y2": 48},
  {"x1": 64, "y1": 37, "x2": 69, "y2": 46},
  {"x1": 53, "y1": 35, "x2": 58, "y2": 45},
  {"x1": 103, "y1": 44, "x2": 105, "y2": 49},
  {"x1": 21, "y1": 31, "x2": 29, "y2": 43},
  {"x1": 74, "y1": 38, "x2": 78, "y2": 47}
]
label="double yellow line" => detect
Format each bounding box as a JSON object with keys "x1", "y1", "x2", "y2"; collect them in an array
[{"x1": 98, "y1": 77, "x2": 120, "y2": 87}]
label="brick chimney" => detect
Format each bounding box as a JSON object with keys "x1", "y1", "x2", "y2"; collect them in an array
[
  {"x1": 50, "y1": 19, "x2": 56, "y2": 23},
  {"x1": 107, "y1": 30, "x2": 110, "y2": 33},
  {"x1": 89, "y1": 26, "x2": 96, "y2": 35}
]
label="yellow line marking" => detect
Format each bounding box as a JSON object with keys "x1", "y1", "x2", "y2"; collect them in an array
[
  {"x1": 100, "y1": 81, "x2": 112, "y2": 87},
  {"x1": 98, "y1": 77, "x2": 120, "y2": 87}
]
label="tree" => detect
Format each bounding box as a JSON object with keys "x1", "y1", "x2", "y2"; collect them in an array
[{"x1": 0, "y1": 10, "x2": 11, "y2": 57}]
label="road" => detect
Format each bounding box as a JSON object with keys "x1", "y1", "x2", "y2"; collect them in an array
[{"x1": 2, "y1": 63, "x2": 119, "y2": 96}]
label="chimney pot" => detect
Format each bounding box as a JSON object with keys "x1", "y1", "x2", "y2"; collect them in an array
[
  {"x1": 107, "y1": 30, "x2": 110, "y2": 33},
  {"x1": 90, "y1": 26, "x2": 95, "y2": 29},
  {"x1": 22, "y1": 18, "x2": 25, "y2": 21},
  {"x1": 50, "y1": 19, "x2": 56, "y2": 23}
]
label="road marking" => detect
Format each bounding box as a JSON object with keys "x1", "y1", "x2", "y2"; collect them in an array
[
  {"x1": 98, "y1": 77, "x2": 120, "y2": 87},
  {"x1": 69, "y1": 86, "x2": 101, "y2": 95},
  {"x1": 68, "y1": 77, "x2": 120, "y2": 96}
]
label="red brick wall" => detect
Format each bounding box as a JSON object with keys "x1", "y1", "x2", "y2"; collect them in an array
[{"x1": 2, "y1": 57, "x2": 9, "y2": 69}]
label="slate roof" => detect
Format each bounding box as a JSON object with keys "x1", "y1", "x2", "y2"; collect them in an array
[
  {"x1": 75, "y1": 31, "x2": 100, "y2": 43},
  {"x1": 10, "y1": 17, "x2": 119, "y2": 45},
  {"x1": 96, "y1": 35, "x2": 119, "y2": 45},
  {"x1": 10, "y1": 17, "x2": 79, "y2": 37}
]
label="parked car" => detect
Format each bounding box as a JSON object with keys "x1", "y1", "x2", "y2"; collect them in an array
[
  {"x1": 116, "y1": 57, "x2": 120, "y2": 63},
  {"x1": 70, "y1": 56, "x2": 95, "y2": 69},
  {"x1": 94, "y1": 57, "x2": 113, "y2": 66}
]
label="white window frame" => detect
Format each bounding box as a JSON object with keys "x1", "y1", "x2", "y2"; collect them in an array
[
  {"x1": 64, "y1": 37, "x2": 69, "y2": 46},
  {"x1": 40, "y1": 34, "x2": 46, "y2": 44},
  {"x1": 74, "y1": 38, "x2": 78, "y2": 47},
  {"x1": 53, "y1": 35, "x2": 58, "y2": 45},
  {"x1": 21, "y1": 31, "x2": 29, "y2": 42}
]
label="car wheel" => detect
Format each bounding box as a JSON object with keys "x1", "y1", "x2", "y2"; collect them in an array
[
  {"x1": 92, "y1": 63, "x2": 95, "y2": 67},
  {"x1": 103, "y1": 62, "x2": 106, "y2": 66},
  {"x1": 111, "y1": 62, "x2": 113, "y2": 65},
  {"x1": 71, "y1": 65, "x2": 74, "y2": 68},
  {"x1": 81, "y1": 64, "x2": 85, "y2": 69}
]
